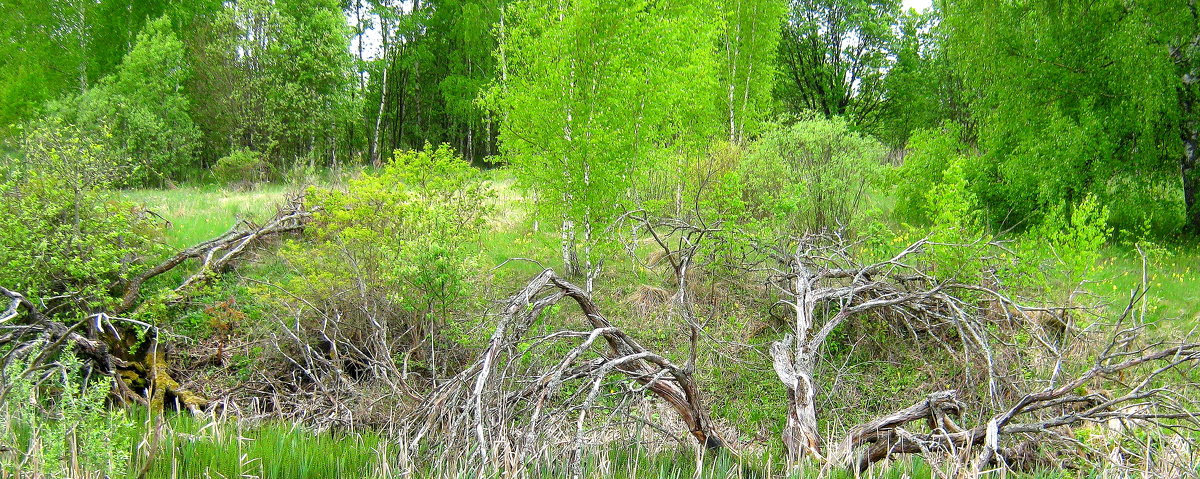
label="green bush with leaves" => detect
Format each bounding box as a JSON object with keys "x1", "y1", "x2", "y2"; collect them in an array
[
  {"x1": 891, "y1": 123, "x2": 972, "y2": 225},
  {"x1": 0, "y1": 122, "x2": 164, "y2": 311},
  {"x1": 213, "y1": 148, "x2": 267, "y2": 188},
  {"x1": 740, "y1": 115, "x2": 886, "y2": 233},
  {"x1": 1023, "y1": 194, "x2": 1112, "y2": 300},
  {"x1": 272, "y1": 144, "x2": 493, "y2": 380}
]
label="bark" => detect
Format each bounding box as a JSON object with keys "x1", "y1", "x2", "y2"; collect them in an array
[
  {"x1": 772, "y1": 336, "x2": 822, "y2": 461},
  {"x1": 371, "y1": 26, "x2": 391, "y2": 167},
  {"x1": 1180, "y1": 47, "x2": 1199, "y2": 228},
  {"x1": 412, "y1": 269, "x2": 725, "y2": 473},
  {"x1": 561, "y1": 219, "x2": 581, "y2": 277},
  {"x1": 1177, "y1": 4, "x2": 1199, "y2": 228},
  {"x1": 762, "y1": 233, "x2": 993, "y2": 463}
]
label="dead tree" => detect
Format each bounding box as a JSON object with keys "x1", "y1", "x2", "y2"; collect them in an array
[
  {"x1": 760, "y1": 232, "x2": 1200, "y2": 476},
  {"x1": 831, "y1": 329, "x2": 1200, "y2": 476},
  {"x1": 761, "y1": 232, "x2": 1004, "y2": 462},
  {"x1": 0, "y1": 196, "x2": 310, "y2": 412},
  {"x1": 411, "y1": 269, "x2": 725, "y2": 478}
]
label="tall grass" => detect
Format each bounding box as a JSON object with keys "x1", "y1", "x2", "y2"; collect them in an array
[
  {"x1": 128, "y1": 413, "x2": 388, "y2": 479},
  {"x1": 122, "y1": 184, "x2": 289, "y2": 249},
  {"x1": 117, "y1": 413, "x2": 1090, "y2": 479}
]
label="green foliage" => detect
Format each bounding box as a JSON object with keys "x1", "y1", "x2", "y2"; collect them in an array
[
  {"x1": 714, "y1": 0, "x2": 788, "y2": 142},
  {"x1": 491, "y1": 0, "x2": 728, "y2": 269},
  {"x1": 366, "y1": 0, "x2": 504, "y2": 162},
  {"x1": 201, "y1": 0, "x2": 357, "y2": 165},
  {"x1": 0, "y1": 122, "x2": 164, "y2": 311},
  {"x1": 891, "y1": 123, "x2": 971, "y2": 224},
  {"x1": 1, "y1": 351, "x2": 135, "y2": 478},
  {"x1": 212, "y1": 148, "x2": 267, "y2": 188},
  {"x1": 740, "y1": 115, "x2": 886, "y2": 233},
  {"x1": 777, "y1": 0, "x2": 901, "y2": 130},
  {"x1": 1024, "y1": 194, "x2": 1113, "y2": 298},
  {"x1": 277, "y1": 144, "x2": 492, "y2": 357},
  {"x1": 0, "y1": 0, "x2": 182, "y2": 137},
  {"x1": 47, "y1": 16, "x2": 202, "y2": 186},
  {"x1": 941, "y1": 0, "x2": 1193, "y2": 234},
  {"x1": 876, "y1": 8, "x2": 960, "y2": 146}
]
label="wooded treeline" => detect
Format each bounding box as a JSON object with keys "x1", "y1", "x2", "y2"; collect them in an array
[{"x1": 2, "y1": 0, "x2": 1197, "y2": 234}]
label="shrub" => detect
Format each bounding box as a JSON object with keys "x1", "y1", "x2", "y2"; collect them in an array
[
  {"x1": 891, "y1": 122, "x2": 971, "y2": 224},
  {"x1": 48, "y1": 16, "x2": 201, "y2": 186},
  {"x1": 740, "y1": 115, "x2": 886, "y2": 233},
  {"x1": 213, "y1": 148, "x2": 267, "y2": 189},
  {"x1": 264, "y1": 144, "x2": 493, "y2": 406},
  {"x1": 0, "y1": 122, "x2": 164, "y2": 311},
  {"x1": 1025, "y1": 194, "x2": 1112, "y2": 298}
]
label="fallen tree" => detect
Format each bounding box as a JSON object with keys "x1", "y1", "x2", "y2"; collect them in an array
[
  {"x1": 410, "y1": 268, "x2": 725, "y2": 478},
  {"x1": 0, "y1": 196, "x2": 310, "y2": 413},
  {"x1": 402, "y1": 228, "x2": 1200, "y2": 477},
  {"x1": 760, "y1": 232, "x2": 1006, "y2": 461},
  {"x1": 830, "y1": 317, "x2": 1200, "y2": 476}
]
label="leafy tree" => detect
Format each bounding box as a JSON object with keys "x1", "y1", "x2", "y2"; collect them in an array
[
  {"x1": 365, "y1": 0, "x2": 503, "y2": 164},
  {"x1": 715, "y1": 0, "x2": 787, "y2": 143},
  {"x1": 874, "y1": 8, "x2": 965, "y2": 146},
  {"x1": 199, "y1": 0, "x2": 357, "y2": 167},
  {"x1": 60, "y1": 16, "x2": 202, "y2": 185},
  {"x1": 776, "y1": 0, "x2": 901, "y2": 130},
  {"x1": 941, "y1": 0, "x2": 1193, "y2": 234},
  {"x1": 489, "y1": 0, "x2": 722, "y2": 286},
  {"x1": 891, "y1": 122, "x2": 971, "y2": 224},
  {"x1": 0, "y1": 0, "x2": 176, "y2": 138}
]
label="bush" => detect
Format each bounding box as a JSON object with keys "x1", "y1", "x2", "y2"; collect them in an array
[
  {"x1": 891, "y1": 122, "x2": 971, "y2": 224},
  {"x1": 1024, "y1": 194, "x2": 1112, "y2": 299},
  {"x1": 0, "y1": 122, "x2": 164, "y2": 311},
  {"x1": 740, "y1": 115, "x2": 886, "y2": 233},
  {"x1": 262, "y1": 144, "x2": 493, "y2": 407},
  {"x1": 213, "y1": 148, "x2": 267, "y2": 189}
]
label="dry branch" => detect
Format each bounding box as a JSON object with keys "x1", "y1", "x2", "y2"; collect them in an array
[
  {"x1": 410, "y1": 269, "x2": 725, "y2": 477},
  {"x1": 830, "y1": 301, "x2": 1200, "y2": 476},
  {"x1": 0, "y1": 196, "x2": 311, "y2": 412}
]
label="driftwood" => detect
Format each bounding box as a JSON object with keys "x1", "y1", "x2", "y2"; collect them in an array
[
  {"x1": 761, "y1": 232, "x2": 1003, "y2": 462},
  {"x1": 749, "y1": 231, "x2": 1200, "y2": 477},
  {"x1": 832, "y1": 339, "x2": 1200, "y2": 476}
]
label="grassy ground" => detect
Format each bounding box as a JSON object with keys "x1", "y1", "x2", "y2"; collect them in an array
[
  {"x1": 117, "y1": 412, "x2": 1005, "y2": 479},
  {"x1": 122, "y1": 412, "x2": 1098, "y2": 479},
  {"x1": 122, "y1": 184, "x2": 291, "y2": 249},
  {"x1": 1094, "y1": 243, "x2": 1200, "y2": 326}
]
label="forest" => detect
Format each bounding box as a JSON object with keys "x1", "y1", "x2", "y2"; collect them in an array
[{"x1": 1, "y1": 0, "x2": 1199, "y2": 477}]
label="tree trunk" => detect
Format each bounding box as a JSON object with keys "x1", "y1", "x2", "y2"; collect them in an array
[
  {"x1": 772, "y1": 335, "x2": 822, "y2": 461},
  {"x1": 372, "y1": 59, "x2": 389, "y2": 167},
  {"x1": 561, "y1": 220, "x2": 580, "y2": 277},
  {"x1": 1181, "y1": 61, "x2": 1198, "y2": 229}
]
